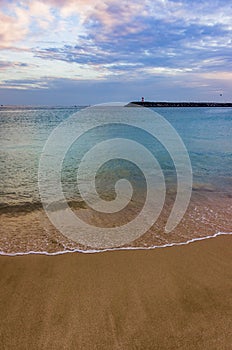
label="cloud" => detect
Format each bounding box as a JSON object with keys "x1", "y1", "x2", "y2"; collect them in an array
[
  {"x1": 1, "y1": 73, "x2": 231, "y2": 106},
  {"x1": 0, "y1": 9, "x2": 29, "y2": 47},
  {"x1": 0, "y1": 61, "x2": 29, "y2": 70},
  {"x1": 33, "y1": 18, "x2": 232, "y2": 78},
  {"x1": 0, "y1": 0, "x2": 232, "y2": 103},
  {"x1": 0, "y1": 78, "x2": 50, "y2": 89},
  {"x1": 0, "y1": 1, "x2": 55, "y2": 47}
]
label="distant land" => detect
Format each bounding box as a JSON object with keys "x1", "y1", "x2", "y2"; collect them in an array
[{"x1": 129, "y1": 101, "x2": 232, "y2": 107}]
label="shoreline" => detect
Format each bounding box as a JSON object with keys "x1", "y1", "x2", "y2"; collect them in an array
[
  {"x1": 0, "y1": 230, "x2": 231, "y2": 257},
  {"x1": 1, "y1": 190, "x2": 231, "y2": 255},
  {"x1": 0, "y1": 234, "x2": 232, "y2": 349}
]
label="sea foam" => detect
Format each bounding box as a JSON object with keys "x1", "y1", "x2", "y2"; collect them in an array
[{"x1": 0, "y1": 231, "x2": 231, "y2": 257}]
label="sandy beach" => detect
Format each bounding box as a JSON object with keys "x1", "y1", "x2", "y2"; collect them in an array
[{"x1": 0, "y1": 235, "x2": 231, "y2": 349}]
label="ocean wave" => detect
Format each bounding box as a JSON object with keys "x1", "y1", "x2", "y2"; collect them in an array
[{"x1": 0, "y1": 231, "x2": 231, "y2": 257}]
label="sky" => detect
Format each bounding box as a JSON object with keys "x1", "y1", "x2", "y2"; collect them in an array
[{"x1": 0, "y1": 0, "x2": 232, "y2": 105}]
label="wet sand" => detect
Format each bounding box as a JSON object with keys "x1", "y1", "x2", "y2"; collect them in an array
[
  {"x1": 0, "y1": 235, "x2": 232, "y2": 349},
  {"x1": 1, "y1": 191, "x2": 231, "y2": 254}
]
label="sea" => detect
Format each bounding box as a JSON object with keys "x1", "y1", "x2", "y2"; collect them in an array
[{"x1": 0, "y1": 104, "x2": 231, "y2": 255}]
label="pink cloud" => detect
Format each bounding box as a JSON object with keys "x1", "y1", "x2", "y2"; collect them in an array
[
  {"x1": 0, "y1": 1, "x2": 53, "y2": 47},
  {"x1": 40, "y1": 0, "x2": 147, "y2": 34},
  {"x1": 0, "y1": 10, "x2": 29, "y2": 47},
  {"x1": 0, "y1": 0, "x2": 147, "y2": 49}
]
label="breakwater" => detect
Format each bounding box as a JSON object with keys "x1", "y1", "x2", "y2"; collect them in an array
[{"x1": 129, "y1": 101, "x2": 232, "y2": 107}]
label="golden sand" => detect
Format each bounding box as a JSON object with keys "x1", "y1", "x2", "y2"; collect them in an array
[{"x1": 0, "y1": 235, "x2": 231, "y2": 349}]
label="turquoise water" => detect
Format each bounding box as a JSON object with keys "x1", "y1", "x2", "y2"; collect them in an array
[
  {"x1": 0, "y1": 107, "x2": 82, "y2": 207},
  {"x1": 1, "y1": 106, "x2": 231, "y2": 208},
  {"x1": 154, "y1": 107, "x2": 232, "y2": 193}
]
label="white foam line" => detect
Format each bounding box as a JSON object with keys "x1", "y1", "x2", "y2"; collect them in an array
[{"x1": 0, "y1": 231, "x2": 231, "y2": 257}]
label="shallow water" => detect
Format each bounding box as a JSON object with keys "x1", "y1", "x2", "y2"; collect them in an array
[{"x1": 0, "y1": 105, "x2": 231, "y2": 254}]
